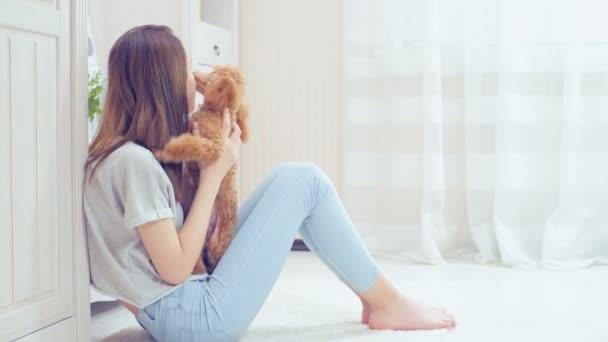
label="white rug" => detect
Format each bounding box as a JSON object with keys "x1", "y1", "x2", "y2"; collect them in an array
[{"x1": 92, "y1": 252, "x2": 608, "y2": 342}]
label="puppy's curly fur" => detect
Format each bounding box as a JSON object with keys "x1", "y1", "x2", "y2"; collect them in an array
[{"x1": 154, "y1": 65, "x2": 250, "y2": 274}]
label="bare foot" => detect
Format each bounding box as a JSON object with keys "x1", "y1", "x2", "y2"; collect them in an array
[
  {"x1": 368, "y1": 297, "x2": 456, "y2": 330},
  {"x1": 361, "y1": 300, "x2": 371, "y2": 324}
]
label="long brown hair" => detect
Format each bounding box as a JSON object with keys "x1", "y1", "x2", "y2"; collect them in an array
[{"x1": 86, "y1": 25, "x2": 189, "y2": 201}]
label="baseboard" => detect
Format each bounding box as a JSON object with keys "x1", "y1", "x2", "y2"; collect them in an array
[{"x1": 291, "y1": 239, "x2": 309, "y2": 251}]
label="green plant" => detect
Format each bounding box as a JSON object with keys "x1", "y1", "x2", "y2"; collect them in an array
[{"x1": 88, "y1": 70, "x2": 104, "y2": 122}]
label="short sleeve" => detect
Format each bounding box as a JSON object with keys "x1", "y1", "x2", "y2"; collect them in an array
[{"x1": 113, "y1": 148, "x2": 175, "y2": 229}]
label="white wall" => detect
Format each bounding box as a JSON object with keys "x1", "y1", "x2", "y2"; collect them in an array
[
  {"x1": 88, "y1": 0, "x2": 183, "y2": 72},
  {"x1": 238, "y1": 0, "x2": 344, "y2": 197}
]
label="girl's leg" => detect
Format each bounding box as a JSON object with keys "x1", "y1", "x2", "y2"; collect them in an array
[
  {"x1": 298, "y1": 204, "x2": 374, "y2": 323},
  {"x1": 234, "y1": 164, "x2": 288, "y2": 234},
  {"x1": 294, "y1": 169, "x2": 455, "y2": 330},
  {"x1": 205, "y1": 162, "x2": 454, "y2": 340},
  {"x1": 236, "y1": 164, "x2": 372, "y2": 322},
  {"x1": 206, "y1": 162, "x2": 342, "y2": 339},
  {"x1": 294, "y1": 167, "x2": 456, "y2": 330}
]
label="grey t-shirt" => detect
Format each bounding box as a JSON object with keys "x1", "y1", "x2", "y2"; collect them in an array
[{"x1": 83, "y1": 141, "x2": 205, "y2": 308}]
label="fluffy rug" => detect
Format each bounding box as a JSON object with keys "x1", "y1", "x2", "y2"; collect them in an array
[{"x1": 92, "y1": 252, "x2": 608, "y2": 342}]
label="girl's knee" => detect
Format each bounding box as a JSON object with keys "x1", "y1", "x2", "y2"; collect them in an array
[{"x1": 276, "y1": 161, "x2": 326, "y2": 181}]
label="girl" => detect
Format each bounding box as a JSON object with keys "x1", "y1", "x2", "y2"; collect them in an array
[{"x1": 84, "y1": 25, "x2": 455, "y2": 341}]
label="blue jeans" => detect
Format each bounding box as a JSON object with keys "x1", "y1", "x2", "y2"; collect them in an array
[{"x1": 136, "y1": 162, "x2": 381, "y2": 341}]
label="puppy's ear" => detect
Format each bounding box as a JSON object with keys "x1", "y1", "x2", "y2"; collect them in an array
[
  {"x1": 236, "y1": 102, "x2": 250, "y2": 143},
  {"x1": 203, "y1": 76, "x2": 240, "y2": 112}
]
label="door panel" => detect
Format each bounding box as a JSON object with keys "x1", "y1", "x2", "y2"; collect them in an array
[
  {"x1": 0, "y1": 31, "x2": 12, "y2": 310},
  {"x1": 11, "y1": 35, "x2": 39, "y2": 303},
  {"x1": 0, "y1": 0, "x2": 72, "y2": 340},
  {"x1": 17, "y1": 317, "x2": 74, "y2": 342}
]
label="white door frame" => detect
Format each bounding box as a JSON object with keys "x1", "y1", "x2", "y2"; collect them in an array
[{"x1": 70, "y1": 0, "x2": 91, "y2": 340}]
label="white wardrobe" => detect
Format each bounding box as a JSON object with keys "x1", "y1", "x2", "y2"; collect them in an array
[{"x1": 0, "y1": 0, "x2": 90, "y2": 341}]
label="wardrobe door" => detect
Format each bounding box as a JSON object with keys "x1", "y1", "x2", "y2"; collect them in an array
[{"x1": 0, "y1": 0, "x2": 75, "y2": 340}]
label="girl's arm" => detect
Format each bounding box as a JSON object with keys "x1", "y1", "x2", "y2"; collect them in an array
[
  {"x1": 137, "y1": 172, "x2": 222, "y2": 285},
  {"x1": 137, "y1": 110, "x2": 241, "y2": 285}
]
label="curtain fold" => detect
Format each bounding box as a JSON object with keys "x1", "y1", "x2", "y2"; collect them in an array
[{"x1": 343, "y1": 0, "x2": 608, "y2": 269}]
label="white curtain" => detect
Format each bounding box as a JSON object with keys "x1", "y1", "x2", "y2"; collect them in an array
[{"x1": 343, "y1": 0, "x2": 608, "y2": 269}]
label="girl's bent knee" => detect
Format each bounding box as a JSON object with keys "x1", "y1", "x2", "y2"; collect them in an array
[{"x1": 276, "y1": 162, "x2": 325, "y2": 181}]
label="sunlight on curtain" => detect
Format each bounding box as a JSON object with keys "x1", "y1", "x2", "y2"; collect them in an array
[{"x1": 343, "y1": 0, "x2": 608, "y2": 269}]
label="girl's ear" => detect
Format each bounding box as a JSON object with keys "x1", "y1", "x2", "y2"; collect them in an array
[{"x1": 203, "y1": 76, "x2": 240, "y2": 112}]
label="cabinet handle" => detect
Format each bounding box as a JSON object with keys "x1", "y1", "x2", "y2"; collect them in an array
[{"x1": 213, "y1": 45, "x2": 220, "y2": 56}]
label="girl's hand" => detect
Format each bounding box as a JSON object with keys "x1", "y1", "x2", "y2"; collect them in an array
[{"x1": 192, "y1": 109, "x2": 241, "y2": 181}]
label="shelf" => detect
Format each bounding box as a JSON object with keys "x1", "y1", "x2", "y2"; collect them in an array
[
  {"x1": 200, "y1": 0, "x2": 235, "y2": 31},
  {"x1": 189, "y1": 0, "x2": 237, "y2": 69}
]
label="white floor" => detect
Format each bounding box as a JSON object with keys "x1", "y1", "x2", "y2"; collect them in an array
[{"x1": 91, "y1": 252, "x2": 608, "y2": 342}]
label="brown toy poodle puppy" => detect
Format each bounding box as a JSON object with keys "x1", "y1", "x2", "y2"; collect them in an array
[{"x1": 154, "y1": 65, "x2": 250, "y2": 274}]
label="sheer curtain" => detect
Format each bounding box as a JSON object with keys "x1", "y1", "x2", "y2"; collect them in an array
[{"x1": 343, "y1": 0, "x2": 608, "y2": 269}]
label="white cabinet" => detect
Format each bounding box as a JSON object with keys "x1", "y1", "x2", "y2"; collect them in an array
[
  {"x1": 183, "y1": 0, "x2": 239, "y2": 71},
  {"x1": 0, "y1": 0, "x2": 89, "y2": 340},
  {"x1": 181, "y1": 0, "x2": 239, "y2": 106},
  {"x1": 191, "y1": 22, "x2": 233, "y2": 69}
]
